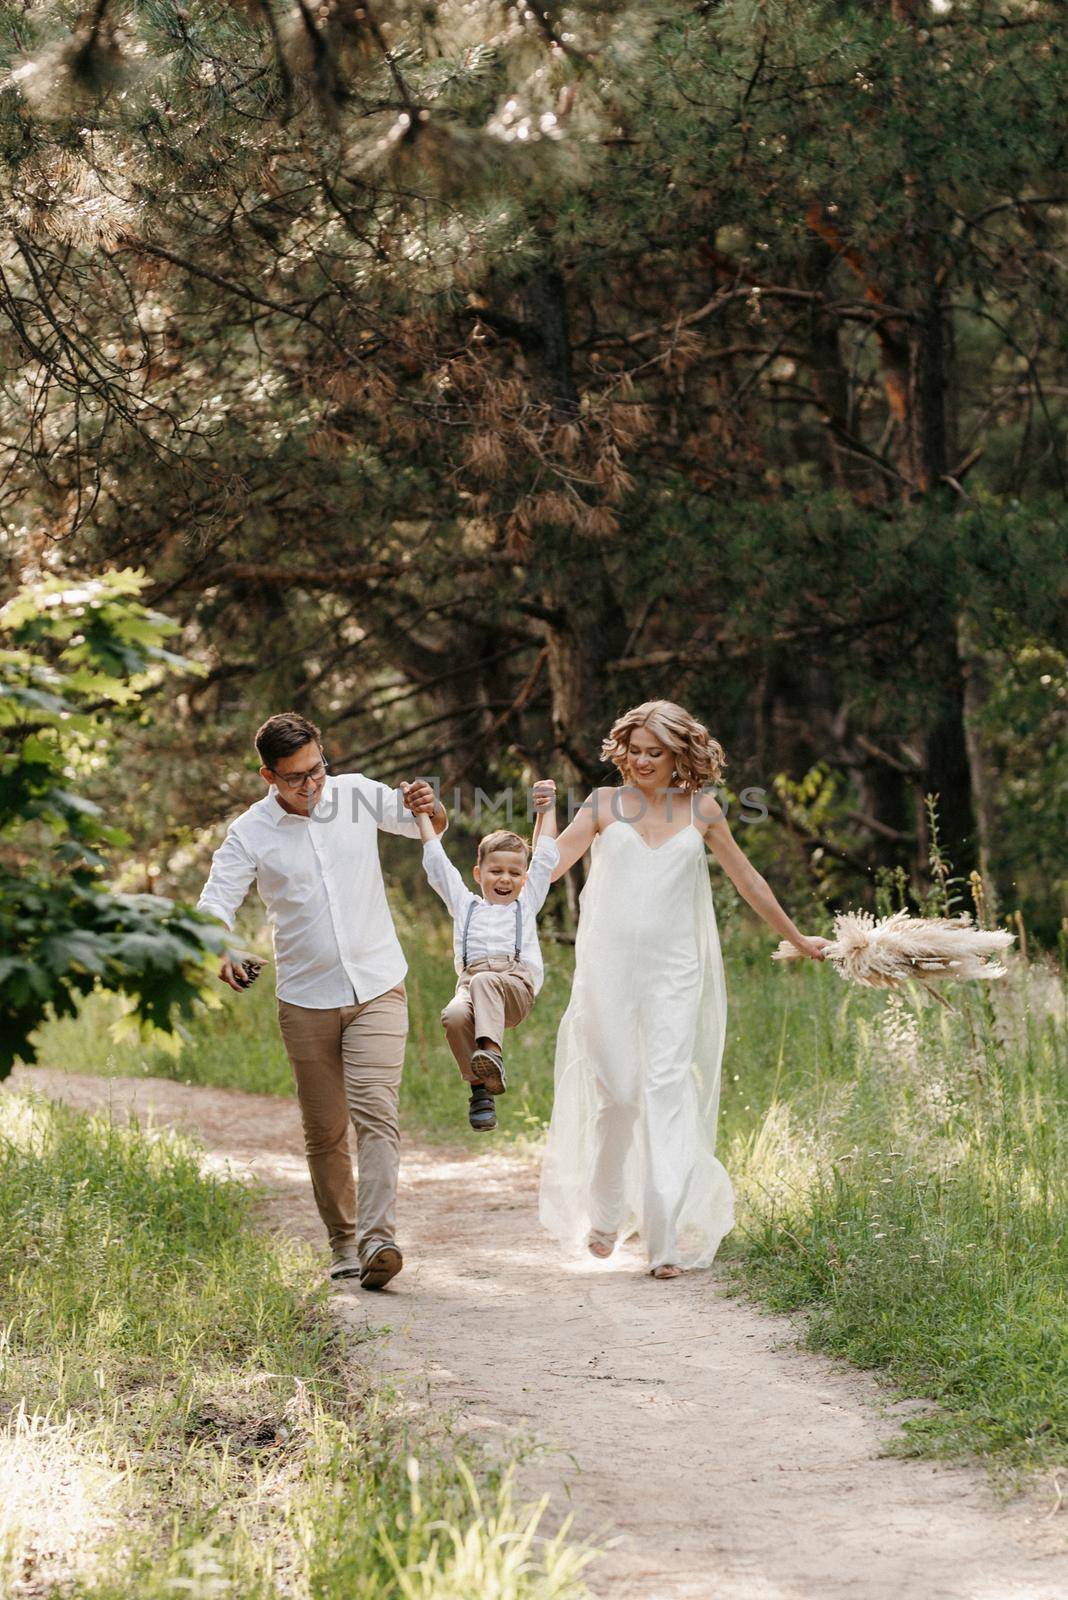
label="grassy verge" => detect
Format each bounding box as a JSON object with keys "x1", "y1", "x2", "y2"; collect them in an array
[
  {"x1": 725, "y1": 955, "x2": 1068, "y2": 1477},
  {"x1": 29, "y1": 893, "x2": 1068, "y2": 1478},
  {"x1": 0, "y1": 1091, "x2": 593, "y2": 1598}
]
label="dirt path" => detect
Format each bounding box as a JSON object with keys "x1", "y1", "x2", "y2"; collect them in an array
[{"x1": 9, "y1": 1067, "x2": 1066, "y2": 1600}]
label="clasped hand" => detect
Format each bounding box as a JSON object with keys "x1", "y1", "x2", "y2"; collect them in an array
[{"x1": 401, "y1": 778, "x2": 438, "y2": 816}]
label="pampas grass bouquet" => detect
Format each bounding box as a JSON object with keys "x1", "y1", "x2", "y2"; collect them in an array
[{"x1": 774, "y1": 910, "x2": 1015, "y2": 1002}]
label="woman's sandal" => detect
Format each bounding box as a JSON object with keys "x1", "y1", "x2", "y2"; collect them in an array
[
  {"x1": 587, "y1": 1230, "x2": 617, "y2": 1260},
  {"x1": 651, "y1": 1263, "x2": 683, "y2": 1280}
]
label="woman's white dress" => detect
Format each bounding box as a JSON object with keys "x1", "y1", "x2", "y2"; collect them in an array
[{"x1": 538, "y1": 817, "x2": 733, "y2": 1270}]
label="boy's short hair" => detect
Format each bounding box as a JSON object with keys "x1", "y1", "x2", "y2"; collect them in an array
[
  {"x1": 255, "y1": 712, "x2": 322, "y2": 770},
  {"x1": 477, "y1": 829, "x2": 530, "y2": 865}
]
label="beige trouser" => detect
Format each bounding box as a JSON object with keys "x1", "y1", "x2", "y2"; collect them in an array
[
  {"x1": 277, "y1": 983, "x2": 407, "y2": 1262},
  {"x1": 440, "y1": 957, "x2": 536, "y2": 1083}
]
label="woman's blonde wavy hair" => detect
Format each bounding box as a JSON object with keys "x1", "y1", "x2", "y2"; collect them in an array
[{"x1": 600, "y1": 700, "x2": 727, "y2": 793}]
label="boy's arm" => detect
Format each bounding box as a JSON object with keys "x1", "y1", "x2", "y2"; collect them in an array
[
  {"x1": 537, "y1": 781, "x2": 558, "y2": 839},
  {"x1": 521, "y1": 783, "x2": 560, "y2": 914},
  {"x1": 530, "y1": 778, "x2": 557, "y2": 853},
  {"x1": 415, "y1": 808, "x2": 437, "y2": 845},
  {"x1": 421, "y1": 835, "x2": 475, "y2": 922},
  {"x1": 521, "y1": 836, "x2": 560, "y2": 915}
]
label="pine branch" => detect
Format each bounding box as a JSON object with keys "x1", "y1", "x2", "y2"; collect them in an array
[{"x1": 332, "y1": 701, "x2": 517, "y2": 767}]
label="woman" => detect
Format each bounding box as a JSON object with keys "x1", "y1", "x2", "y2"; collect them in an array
[{"x1": 539, "y1": 701, "x2": 828, "y2": 1279}]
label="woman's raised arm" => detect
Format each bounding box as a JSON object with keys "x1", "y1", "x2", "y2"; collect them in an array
[{"x1": 549, "y1": 791, "x2": 602, "y2": 881}]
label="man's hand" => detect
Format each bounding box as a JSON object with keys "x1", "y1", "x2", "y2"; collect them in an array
[
  {"x1": 531, "y1": 778, "x2": 557, "y2": 813},
  {"x1": 219, "y1": 953, "x2": 250, "y2": 992},
  {"x1": 401, "y1": 778, "x2": 439, "y2": 816},
  {"x1": 219, "y1": 952, "x2": 264, "y2": 991}
]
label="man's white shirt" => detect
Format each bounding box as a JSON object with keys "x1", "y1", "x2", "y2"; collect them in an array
[
  {"x1": 196, "y1": 773, "x2": 424, "y2": 1007},
  {"x1": 421, "y1": 835, "x2": 560, "y2": 994}
]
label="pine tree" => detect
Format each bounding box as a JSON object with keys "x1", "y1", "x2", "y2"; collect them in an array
[{"x1": 0, "y1": 1, "x2": 1064, "y2": 913}]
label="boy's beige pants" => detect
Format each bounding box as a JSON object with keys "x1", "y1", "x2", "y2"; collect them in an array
[
  {"x1": 277, "y1": 983, "x2": 407, "y2": 1264},
  {"x1": 441, "y1": 956, "x2": 535, "y2": 1082}
]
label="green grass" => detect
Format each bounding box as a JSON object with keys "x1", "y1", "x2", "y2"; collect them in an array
[
  {"x1": 25, "y1": 892, "x2": 873, "y2": 1145},
  {"x1": 28, "y1": 891, "x2": 1068, "y2": 1478},
  {"x1": 723, "y1": 958, "x2": 1068, "y2": 1476},
  {"x1": 0, "y1": 1093, "x2": 594, "y2": 1598}
]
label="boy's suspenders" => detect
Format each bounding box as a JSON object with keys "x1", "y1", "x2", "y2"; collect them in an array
[{"x1": 461, "y1": 899, "x2": 522, "y2": 967}]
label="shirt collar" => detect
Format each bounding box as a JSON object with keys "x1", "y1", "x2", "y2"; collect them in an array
[
  {"x1": 264, "y1": 778, "x2": 336, "y2": 824},
  {"x1": 264, "y1": 785, "x2": 308, "y2": 825}
]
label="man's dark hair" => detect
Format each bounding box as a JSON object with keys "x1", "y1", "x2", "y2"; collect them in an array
[{"x1": 255, "y1": 712, "x2": 323, "y2": 770}]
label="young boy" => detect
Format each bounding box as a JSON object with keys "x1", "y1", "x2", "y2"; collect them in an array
[{"x1": 417, "y1": 780, "x2": 558, "y2": 1132}]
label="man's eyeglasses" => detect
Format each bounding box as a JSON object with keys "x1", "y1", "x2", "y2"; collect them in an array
[{"x1": 271, "y1": 756, "x2": 329, "y2": 791}]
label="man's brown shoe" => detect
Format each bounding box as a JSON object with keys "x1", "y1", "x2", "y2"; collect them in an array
[
  {"x1": 359, "y1": 1244, "x2": 403, "y2": 1291},
  {"x1": 328, "y1": 1244, "x2": 363, "y2": 1281}
]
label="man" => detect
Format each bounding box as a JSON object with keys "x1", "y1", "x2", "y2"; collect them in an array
[{"x1": 196, "y1": 711, "x2": 446, "y2": 1289}]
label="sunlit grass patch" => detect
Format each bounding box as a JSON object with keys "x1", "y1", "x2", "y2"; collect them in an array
[
  {"x1": 0, "y1": 1092, "x2": 594, "y2": 1598},
  {"x1": 30, "y1": 978, "x2": 295, "y2": 1098},
  {"x1": 0, "y1": 1407, "x2": 125, "y2": 1594},
  {"x1": 295, "y1": 1440, "x2": 594, "y2": 1600}
]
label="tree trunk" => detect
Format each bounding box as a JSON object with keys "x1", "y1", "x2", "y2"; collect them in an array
[
  {"x1": 803, "y1": 243, "x2": 876, "y2": 498},
  {"x1": 522, "y1": 261, "x2": 580, "y2": 417},
  {"x1": 921, "y1": 628, "x2": 979, "y2": 882},
  {"x1": 517, "y1": 254, "x2": 649, "y2": 920},
  {"x1": 956, "y1": 611, "x2": 1000, "y2": 916}
]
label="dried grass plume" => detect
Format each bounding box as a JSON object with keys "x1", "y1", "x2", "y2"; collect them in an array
[{"x1": 774, "y1": 909, "x2": 1014, "y2": 998}]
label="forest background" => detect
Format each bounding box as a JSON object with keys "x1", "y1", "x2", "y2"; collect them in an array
[{"x1": 0, "y1": 0, "x2": 1065, "y2": 947}]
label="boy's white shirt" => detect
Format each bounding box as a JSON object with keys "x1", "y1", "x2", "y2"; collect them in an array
[{"x1": 422, "y1": 835, "x2": 560, "y2": 995}]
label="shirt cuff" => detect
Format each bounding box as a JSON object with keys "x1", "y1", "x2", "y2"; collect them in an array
[{"x1": 196, "y1": 899, "x2": 234, "y2": 932}]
